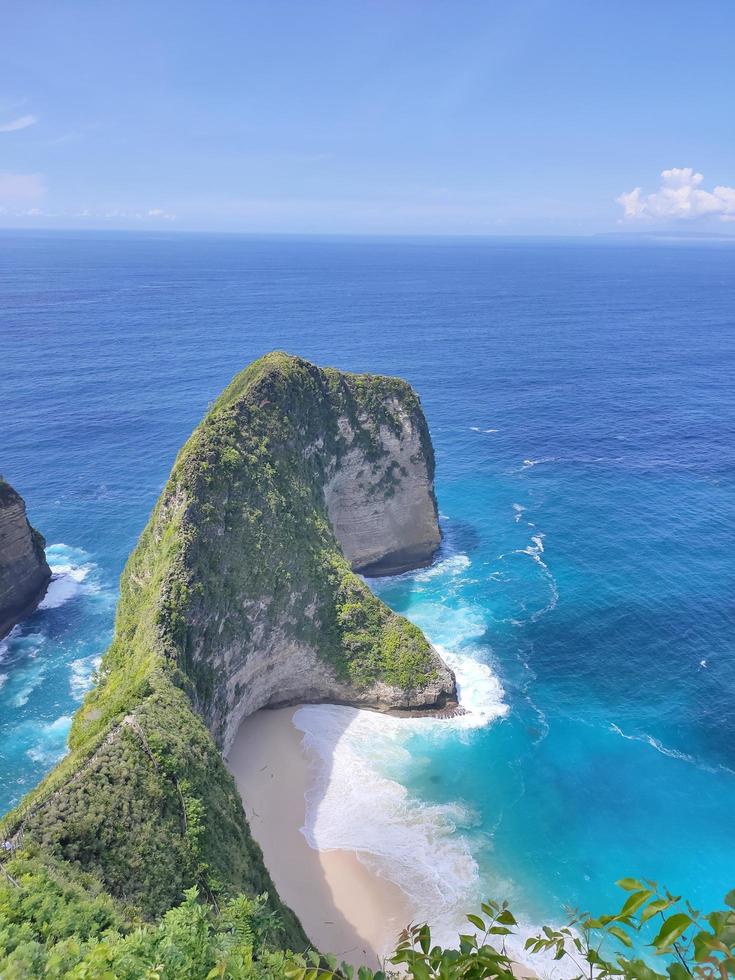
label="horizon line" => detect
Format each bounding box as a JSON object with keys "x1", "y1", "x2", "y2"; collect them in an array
[{"x1": 1, "y1": 226, "x2": 735, "y2": 244}]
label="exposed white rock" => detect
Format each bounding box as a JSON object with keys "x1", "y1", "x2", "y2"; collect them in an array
[{"x1": 324, "y1": 400, "x2": 441, "y2": 576}]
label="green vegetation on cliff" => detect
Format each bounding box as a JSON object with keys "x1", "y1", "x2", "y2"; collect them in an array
[
  {"x1": 0, "y1": 353, "x2": 448, "y2": 958},
  {"x1": 2, "y1": 865, "x2": 734, "y2": 978}
]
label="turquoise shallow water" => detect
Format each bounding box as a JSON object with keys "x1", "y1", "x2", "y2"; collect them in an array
[{"x1": 2, "y1": 231, "x2": 734, "y2": 937}]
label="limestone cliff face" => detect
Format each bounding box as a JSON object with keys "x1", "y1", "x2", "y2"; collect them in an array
[
  {"x1": 323, "y1": 395, "x2": 440, "y2": 576},
  {"x1": 0, "y1": 480, "x2": 51, "y2": 639},
  {"x1": 93, "y1": 352, "x2": 454, "y2": 753},
  {"x1": 181, "y1": 355, "x2": 452, "y2": 750}
]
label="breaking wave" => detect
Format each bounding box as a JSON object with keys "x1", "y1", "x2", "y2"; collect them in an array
[{"x1": 293, "y1": 551, "x2": 510, "y2": 950}]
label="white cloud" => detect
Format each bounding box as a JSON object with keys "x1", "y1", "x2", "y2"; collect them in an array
[
  {"x1": 617, "y1": 168, "x2": 735, "y2": 222},
  {"x1": 0, "y1": 202, "x2": 177, "y2": 223},
  {"x1": 0, "y1": 172, "x2": 45, "y2": 202},
  {"x1": 0, "y1": 114, "x2": 38, "y2": 133}
]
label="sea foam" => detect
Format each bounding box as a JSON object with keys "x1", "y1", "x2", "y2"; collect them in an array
[
  {"x1": 39, "y1": 543, "x2": 97, "y2": 610},
  {"x1": 26, "y1": 715, "x2": 72, "y2": 766},
  {"x1": 294, "y1": 552, "x2": 510, "y2": 948}
]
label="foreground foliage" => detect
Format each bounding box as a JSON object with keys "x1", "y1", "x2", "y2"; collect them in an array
[{"x1": 2, "y1": 869, "x2": 734, "y2": 979}]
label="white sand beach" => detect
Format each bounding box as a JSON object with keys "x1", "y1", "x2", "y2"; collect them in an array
[{"x1": 227, "y1": 706, "x2": 414, "y2": 970}]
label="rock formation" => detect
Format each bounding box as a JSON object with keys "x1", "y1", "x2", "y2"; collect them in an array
[
  {"x1": 0, "y1": 480, "x2": 51, "y2": 639},
  {"x1": 323, "y1": 394, "x2": 441, "y2": 576},
  {"x1": 1, "y1": 353, "x2": 454, "y2": 935}
]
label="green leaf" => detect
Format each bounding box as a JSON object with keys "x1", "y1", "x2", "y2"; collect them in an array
[
  {"x1": 608, "y1": 925, "x2": 633, "y2": 948},
  {"x1": 725, "y1": 890, "x2": 735, "y2": 910},
  {"x1": 668, "y1": 964, "x2": 691, "y2": 980},
  {"x1": 641, "y1": 898, "x2": 674, "y2": 923},
  {"x1": 621, "y1": 890, "x2": 654, "y2": 916},
  {"x1": 618, "y1": 878, "x2": 646, "y2": 892},
  {"x1": 497, "y1": 908, "x2": 517, "y2": 925},
  {"x1": 467, "y1": 914, "x2": 486, "y2": 931},
  {"x1": 408, "y1": 962, "x2": 430, "y2": 980},
  {"x1": 651, "y1": 913, "x2": 693, "y2": 951}
]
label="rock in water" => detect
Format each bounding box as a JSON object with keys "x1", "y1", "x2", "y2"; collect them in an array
[{"x1": 0, "y1": 480, "x2": 51, "y2": 639}]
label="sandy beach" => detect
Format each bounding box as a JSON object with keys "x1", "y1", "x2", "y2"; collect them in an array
[{"x1": 227, "y1": 706, "x2": 414, "y2": 970}]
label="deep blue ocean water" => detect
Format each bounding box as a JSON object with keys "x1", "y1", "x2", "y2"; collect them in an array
[{"x1": 2, "y1": 231, "x2": 734, "y2": 944}]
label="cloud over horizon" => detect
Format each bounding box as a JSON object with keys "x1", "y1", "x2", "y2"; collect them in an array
[
  {"x1": 618, "y1": 168, "x2": 735, "y2": 223},
  {"x1": 0, "y1": 114, "x2": 38, "y2": 133}
]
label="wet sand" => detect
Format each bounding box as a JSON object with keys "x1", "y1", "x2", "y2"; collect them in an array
[{"x1": 227, "y1": 706, "x2": 413, "y2": 970}]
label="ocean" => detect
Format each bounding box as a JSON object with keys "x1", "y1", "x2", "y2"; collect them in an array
[{"x1": 2, "y1": 230, "x2": 734, "y2": 954}]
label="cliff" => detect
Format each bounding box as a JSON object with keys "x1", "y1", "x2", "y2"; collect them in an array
[
  {"x1": 0, "y1": 480, "x2": 51, "y2": 639},
  {"x1": 0, "y1": 353, "x2": 453, "y2": 944}
]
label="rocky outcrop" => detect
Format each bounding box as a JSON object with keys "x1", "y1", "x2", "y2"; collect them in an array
[
  {"x1": 323, "y1": 395, "x2": 441, "y2": 575},
  {"x1": 0, "y1": 480, "x2": 51, "y2": 639},
  {"x1": 82, "y1": 351, "x2": 454, "y2": 753},
  {"x1": 2, "y1": 353, "x2": 455, "y2": 927}
]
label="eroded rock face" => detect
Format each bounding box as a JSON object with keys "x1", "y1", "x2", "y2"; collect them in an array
[
  {"x1": 323, "y1": 397, "x2": 441, "y2": 576},
  {"x1": 216, "y1": 618, "x2": 455, "y2": 753},
  {"x1": 107, "y1": 352, "x2": 456, "y2": 752},
  {"x1": 0, "y1": 481, "x2": 51, "y2": 639}
]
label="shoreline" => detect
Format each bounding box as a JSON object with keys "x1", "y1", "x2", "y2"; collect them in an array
[{"x1": 227, "y1": 706, "x2": 413, "y2": 969}]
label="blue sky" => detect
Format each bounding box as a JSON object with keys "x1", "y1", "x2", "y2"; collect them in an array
[{"x1": 2, "y1": 0, "x2": 734, "y2": 235}]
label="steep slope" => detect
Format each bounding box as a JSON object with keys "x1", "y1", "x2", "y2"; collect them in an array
[
  {"x1": 0, "y1": 353, "x2": 453, "y2": 939},
  {"x1": 0, "y1": 480, "x2": 51, "y2": 639}
]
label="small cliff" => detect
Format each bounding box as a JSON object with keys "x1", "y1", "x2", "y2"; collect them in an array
[
  {"x1": 0, "y1": 480, "x2": 51, "y2": 639},
  {"x1": 0, "y1": 353, "x2": 453, "y2": 942}
]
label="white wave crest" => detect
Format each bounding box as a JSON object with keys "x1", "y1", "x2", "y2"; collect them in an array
[
  {"x1": 413, "y1": 553, "x2": 471, "y2": 582},
  {"x1": 9, "y1": 635, "x2": 47, "y2": 707},
  {"x1": 26, "y1": 715, "x2": 72, "y2": 765},
  {"x1": 437, "y1": 646, "x2": 509, "y2": 731},
  {"x1": 609, "y1": 723, "x2": 733, "y2": 776},
  {"x1": 515, "y1": 456, "x2": 559, "y2": 473},
  {"x1": 292, "y1": 613, "x2": 509, "y2": 949},
  {"x1": 39, "y1": 543, "x2": 98, "y2": 610},
  {"x1": 501, "y1": 533, "x2": 558, "y2": 621},
  {"x1": 70, "y1": 655, "x2": 102, "y2": 700},
  {"x1": 295, "y1": 703, "x2": 481, "y2": 933}
]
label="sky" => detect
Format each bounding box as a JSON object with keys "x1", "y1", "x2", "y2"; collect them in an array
[{"x1": 2, "y1": 0, "x2": 734, "y2": 236}]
